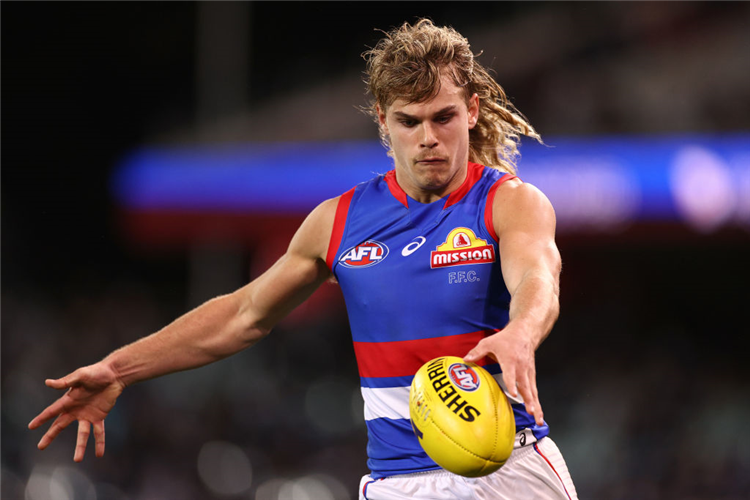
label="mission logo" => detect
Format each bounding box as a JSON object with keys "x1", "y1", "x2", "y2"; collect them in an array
[
  {"x1": 430, "y1": 228, "x2": 495, "y2": 269},
  {"x1": 339, "y1": 240, "x2": 389, "y2": 268}
]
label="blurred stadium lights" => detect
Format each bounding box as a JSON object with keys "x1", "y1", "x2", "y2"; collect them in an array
[
  {"x1": 254, "y1": 474, "x2": 348, "y2": 500},
  {"x1": 196, "y1": 440, "x2": 253, "y2": 496},
  {"x1": 111, "y1": 134, "x2": 750, "y2": 245},
  {"x1": 25, "y1": 466, "x2": 95, "y2": 500}
]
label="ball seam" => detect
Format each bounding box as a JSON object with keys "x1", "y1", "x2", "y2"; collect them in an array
[{"x1": 430, "y1": 416, "x2": 504, "y2": 465}]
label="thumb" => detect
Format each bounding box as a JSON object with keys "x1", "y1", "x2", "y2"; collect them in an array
[
  {"x1": 45, "y1": 370, "x2": 81, "y2": 390},
  {"x1": 463, "y1": 344, "x2": 487, "y2": 364}
]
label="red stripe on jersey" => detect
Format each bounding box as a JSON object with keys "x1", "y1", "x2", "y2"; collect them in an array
[
  {"x1": 483, "y1": 174, "x2": 518, "y2": 242},
  {"x1": 444, "y1": 162, "x2": 485, "y2": 209},
  {"x1": 384, "y1": 170, "x2": 409, "y2": 208},
  {"x1": 353, "y1": 330, "x2": 499, "y2": 378},
  {"x1": 326, "y1": 188, "x2": 355, "y2": 270}
]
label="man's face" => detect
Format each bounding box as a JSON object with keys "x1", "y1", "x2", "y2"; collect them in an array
[{"x1": 378, "y1": 73, "x2": 479, "y2": 202}]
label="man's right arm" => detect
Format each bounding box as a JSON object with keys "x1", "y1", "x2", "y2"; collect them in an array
[
  {"x1": 109, "y1": 196, "x2": 338, "y2": 384},
  {"x1": 28, "y1": 195, "x2": 340, "y2": 461}
]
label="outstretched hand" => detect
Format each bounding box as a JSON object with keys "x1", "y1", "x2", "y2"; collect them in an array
[
  {"x1": 28, "y1": 363, "x2": 125, "y2": 462},
  {"x1": 464, "y1": 327, "x2": 544, "y2": 426}
]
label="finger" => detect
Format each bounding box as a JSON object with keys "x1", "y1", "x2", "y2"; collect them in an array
[
  {"x1": 46, "y1": 369, "x2": 82, "y2": 390},
  {"x1": 74, "y1": 420, "x2": 91, "y2": 462},
  {"x1": 516, "y1": 369, "x2": 535, "y2": 415},
  {"x1": 29, "y1": 399, "x2": 69, "y2": 430},
  {"x1": 93, "y1": 421, "x2": 106, "y2": 458},
  {"x1": 45, "y1": 378, "x2": 69, "y2": 390},
  {"x1": 463, "y1": 345, "x2": 486, "y2": 364},
  {"x1": 517, "y1": 372, "x2": 535, "y2": 415},
  {"x1": 501, "y1": 365, "x2": 518, "y2": 398},
  {"x1": 517, "y1": 368, "x2": 544, "y2": 425},
  {"x1": 38, "y1": 413, "x2": 75, "y2": 450},
  {"x1": 528, "y1": 367, "x2": 544, "y2": 425},
  {"x1": 29, "y1": 399, "x2": 62, "y2": 429},
  {"x1": 532, "y1": 398, "x2": 544, "y2": 426},
  {"x1": 465, "y1": 340, "x2": 497, "y2": 364}
]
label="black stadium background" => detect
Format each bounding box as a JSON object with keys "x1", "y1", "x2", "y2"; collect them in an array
[{"x1": 3, "y1": 3, "x2": 749, "y2": 499}]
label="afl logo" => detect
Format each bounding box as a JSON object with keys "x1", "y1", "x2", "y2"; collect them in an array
[
  {"x1": 339, "y1": 240, "x2": 389, "y2": 268},
  {"x1": 448, "y1": 363, "x2": 480, "y2": 392}
]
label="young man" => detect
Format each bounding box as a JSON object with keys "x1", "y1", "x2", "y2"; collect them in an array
[{"x1": 30, "y1": 19, "x2": 577, "y2": 499}]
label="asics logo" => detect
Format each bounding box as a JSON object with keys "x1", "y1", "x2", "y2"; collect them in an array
[{"x1": 401, "y1": 236, "x2": 426, "y2": 256}]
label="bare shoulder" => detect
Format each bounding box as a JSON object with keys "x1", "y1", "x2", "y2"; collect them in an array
[
  {"x1": 492, "y1": 179, "x2": 561, "y2": 290},
  {"x1": 492, "y1": 179, "x2": 556, "y2": 235},
  {"x1": 288, "y1": 195, "x2": 341, "y2": 262}
]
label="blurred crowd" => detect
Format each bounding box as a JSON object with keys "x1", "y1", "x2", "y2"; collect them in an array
[{"x1": 176, "y1": 2, "x2": 750, "y2": 144}]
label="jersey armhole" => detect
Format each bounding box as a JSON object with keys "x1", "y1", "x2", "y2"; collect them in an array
[
  {"x1": 484, "y1": 174, "x2": 519, "y2": 242},
  {"x1": 325, "y1": 187, "x2": 355, "y2": 271}
]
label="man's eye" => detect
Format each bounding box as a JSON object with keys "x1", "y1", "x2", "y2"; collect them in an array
[
  {"x1": 437, "y1": 115, "x2": 453, "y2": 124},
  {"x1": 400, "y1": 120, "x2": 416, "y2": 127}
]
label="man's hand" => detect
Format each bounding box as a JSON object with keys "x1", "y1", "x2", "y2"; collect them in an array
[
  {"x1": 28, "y1": 363, "x2": 125, "y2": 462},
  {"x1": 464, "y1": 326, "x2": 544, "y2": 426}
]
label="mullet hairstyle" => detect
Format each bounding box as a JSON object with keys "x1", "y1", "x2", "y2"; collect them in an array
[{"x1": 363, "y1": 18, "x2": 541, "y2": 175}]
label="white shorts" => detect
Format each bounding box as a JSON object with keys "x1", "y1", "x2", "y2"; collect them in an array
[{"x1": 359, "y1": 437, "x2": 577, "y2": 500}]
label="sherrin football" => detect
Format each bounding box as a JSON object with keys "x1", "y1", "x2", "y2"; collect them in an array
[{"x1": 409, "y1": 356, "x2": 515, "y2": 477}]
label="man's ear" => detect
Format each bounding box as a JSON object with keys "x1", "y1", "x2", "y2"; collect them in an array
[
  {"x1": 377, "y1": 104, "x2": 389, "y2": 135},
  {"x1": 468, "y1": 93, "x2": 479, "y2": 129}
]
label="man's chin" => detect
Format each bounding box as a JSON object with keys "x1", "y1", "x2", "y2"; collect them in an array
[{"x1": 418, "y1": 176, "x2": 453, "y2": 193}]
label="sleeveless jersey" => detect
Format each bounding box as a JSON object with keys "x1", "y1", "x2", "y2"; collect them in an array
[{"x1": 326, "y1": 162, "x2": 550, "y2": 479}]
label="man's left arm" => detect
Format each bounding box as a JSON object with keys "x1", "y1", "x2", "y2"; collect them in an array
[{"x1": 464, "y1": 179, "x2": 561, "y2": 426}]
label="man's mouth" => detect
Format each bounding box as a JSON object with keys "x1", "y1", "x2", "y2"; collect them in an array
[{"x1": 415, "y1": 157, "x2": 447, "y2": 164}]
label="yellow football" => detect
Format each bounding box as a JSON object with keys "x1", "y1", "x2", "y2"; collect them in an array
[{"x1": 409, "y1": 356, "x2": 515, "y2": 477}]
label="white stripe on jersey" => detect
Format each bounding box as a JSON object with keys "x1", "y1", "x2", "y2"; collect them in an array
[
  {"x1": 360, "y1": 373, "x2": 524, "y2": 422},
  {"x1": 362, "y1": 386, "x2": 410, "y2": 421}
]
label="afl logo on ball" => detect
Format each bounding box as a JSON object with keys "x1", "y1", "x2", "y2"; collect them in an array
[
  {"x1": 448, "y1": 363, "x2": 480, "y2": 392},
  {"x1": 339, "y1": 240, "x2": 389, "y2": 268}
]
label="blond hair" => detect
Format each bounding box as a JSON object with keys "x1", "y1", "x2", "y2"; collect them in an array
[{"x1": 363, "y1": 18, "x2": 541, "y2": 175}]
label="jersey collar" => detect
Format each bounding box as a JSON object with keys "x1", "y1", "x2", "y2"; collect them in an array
[{"x1": 384, "y1": 161, "x2": 485, "y2": 209}]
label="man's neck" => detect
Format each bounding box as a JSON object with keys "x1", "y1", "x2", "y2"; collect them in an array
[{"x1": 395, "y1": 161, "x2": 469, "y2": 204}]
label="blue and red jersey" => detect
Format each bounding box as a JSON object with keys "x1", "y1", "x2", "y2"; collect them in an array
[{"x1": 326, "y1": 162, "x2": 549, "y2": 478}]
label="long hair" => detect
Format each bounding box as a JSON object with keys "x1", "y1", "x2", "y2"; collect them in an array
[{"x1": 363, "y1": 19, "x2": 541, "y2": 175}]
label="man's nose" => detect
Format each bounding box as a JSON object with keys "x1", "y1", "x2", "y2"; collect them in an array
[{"x1": 420, "y1": 122, "x2": 438, "y2": 148}]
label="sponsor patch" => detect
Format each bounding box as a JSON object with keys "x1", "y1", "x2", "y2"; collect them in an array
[
  {"x1": 448, "y1": 363, "x2": 480, "y2": 392},
  {"x1": 430, "y1": 228, "x2": 495, "y2": 269},
  {"x1": 339, "y1": 240, "x2": 389, "y2": 268},
  {"x1": 401, "y1": 236, "x2": 426, "y2": 257}
]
